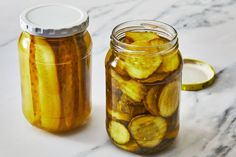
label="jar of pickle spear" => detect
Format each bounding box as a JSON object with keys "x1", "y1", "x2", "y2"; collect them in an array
[
  {"x1": 105, "y1": 20, "x2": 182, "y2": 154},
  {"x1": 18, "y1": 4, "x2": 92, "y2": 132}
]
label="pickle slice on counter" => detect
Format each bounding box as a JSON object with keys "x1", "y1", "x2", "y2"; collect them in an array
[
  {"x1": 125, "y1": 32, "x2": 159, "y2": 42},
  {"x1": 144, "y1": 86, "x2": 160, "y2": 116},
  {"x1": 128, "y1": 115, "x2": 167, "y2": 148},
  {"x1": 34, "y1": 37, "x2": 61, "y2": 130},
  {"x1": 109, "y1": 121, "x2": 130, "y2": 144},
  {"x1": 157, "y1": 51, "x2": 180, "y2": 73},
  {"x1": 158, "y1": 81, "x2": 179, "y2": 117},
  {"x1": 111, "y1": 69, "x2": 147, "y2": 102}
]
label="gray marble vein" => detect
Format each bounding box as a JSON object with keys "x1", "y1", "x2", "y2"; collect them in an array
[{"x1": 155, "y1": 0, "x2": 236, "y2": 30}]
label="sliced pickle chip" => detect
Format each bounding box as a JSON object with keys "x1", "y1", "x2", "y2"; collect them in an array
[
  {"x1": 149, "y1": 38, "x2": 170, "y2": 51},
  {"x1": 128, "y1": 40, "x2": 158, "y2": 52},
  {"x1": 116, "y1": 140, "x2": 139, "y2": 152},
  {"x1": 120, "y1": 94, "x2": 143, "y2": 106},
  {"x1": 124, "y1": 55, "x2": 162, "y2": 79},
  {"x1": 144, "y1": 86, "x2": 160, "y2": 116},
  {"x1": 138, "y1": 72, "x2": 169, "y2": 84},
  {"x1": 158, "y1": 51, "x2": 180, "y2": 73},
  {"x1": 158, "y1": 81, "x2": 180, "y2": 117},
  {"x1": 130, "y1": 106, "x2": 147, "y2": 117},
  {"x1": 115, "y1": 59, "x2": 127, "y2": 76},
  {"x1": 121, "y1": 36, "x2": 134, "y2": 44},
  {"x1": 129, "y1": 115, "x2": 167, "y2": 148},
  {"x1": 125, "y1": 32, "x2": 159, "y2": 42},
  {"x1": 116, "y1": 95, "x2": 131, "y2": 114},
  {"x1": 107, "y1": 108, "x2": 130, "y2": 122},
  {"x1": 109, "y1": 121, "x2": 130, "y2": 144},
  {"x1": 111, "y1": 69, "x2": 147, "y2": 102}
]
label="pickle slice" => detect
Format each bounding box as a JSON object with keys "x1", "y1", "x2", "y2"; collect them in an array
[
  {"x1": 111, "y1": 69, "x2": 147, "y2": 102},
  {"x1": 116, "y1": 140, "x2": 139, "y2": 152},
  {"x1": 139, "y1": 72, "x2": 169, "y2": 84},
  {"x1": 158, "y1": 81, "x2": 180, "y2": 117},
  {"x1": 144, "y1": 86, "x2": 160, "y2": 116},
  {"x1": 158, "y1": 51, "x2": 180, "y2": 73},
  {"x1": 125, "y1": 32, "x2": 159, "y2": 42},
  {"x1": 107, "y1": 108, "x2": 130, "y2": 122},
  {"x1": 129, "y1": 115, "x2": 167, "y2": 148},
  {"x1": 116, "y1": 95, "x2": 131, "y2": 114},
  {"x1": 130, "y1": 106, "x2": 147, "y2": 117},
  {"x1": 34, "y1": 37, "x2": 61, "y2": 130},
  {"x1": 109, "y1": 121, "x2": 130, "y2": 144},
  {"x1": 124, "y1": 55, "x2": 162, "y2": 79}
]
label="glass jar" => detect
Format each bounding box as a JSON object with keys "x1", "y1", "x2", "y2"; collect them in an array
[
  {"x1": 105, "y1": 20, "x2": 182, "y2": 154},
  {"x1": 18, "y1": 4, "x2": 92, "y2": 132}
]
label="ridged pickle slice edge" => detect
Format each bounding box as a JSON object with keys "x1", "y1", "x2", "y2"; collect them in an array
[
  {"x1": 128, "y1": 115, "x2": 167, "y2": 148},
  {"x1": 109, "y1": 121, "x2": 130, "y2": 144}
]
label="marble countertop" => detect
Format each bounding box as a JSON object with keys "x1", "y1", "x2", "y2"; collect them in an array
[{"x1": 0, "y1": 0, "x2": 236, "y2": 156}]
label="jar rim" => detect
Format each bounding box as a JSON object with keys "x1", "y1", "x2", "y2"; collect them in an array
[{"x1": 110, "y1": 20, "x2": 178, "y2": 55}]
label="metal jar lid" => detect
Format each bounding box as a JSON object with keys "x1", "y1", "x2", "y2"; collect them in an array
[
  {"x1": 20, "y1": 4, "x2": 89, "y2": 38},
  {"x1": 182, "y1": 58, "x2": 216, "y2": 91}
]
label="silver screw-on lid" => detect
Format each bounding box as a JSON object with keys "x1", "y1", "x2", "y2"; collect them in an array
[{"x1": 20, "y1": 4, "x2": 89, "y2": 38}]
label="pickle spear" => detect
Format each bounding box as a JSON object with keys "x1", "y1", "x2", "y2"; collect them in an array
[
  {"x1": 109, "y1": 121, "x2": 130, "y2": 144},
  {"x1": 158, "y1": 81, "x2": 180, "y2": 117},
  {"x1": 34, "y1": 37, "x2": 61, "y2": 131},
  {"x1": 129, "y1": 115, "x2": 167, "y2": 148},
  {"x1": 19, "y1": 32, "x2": 40, "y2": 124},
  {"x1": 111, "y1": 69, "x2": 147, "y2": 102}
]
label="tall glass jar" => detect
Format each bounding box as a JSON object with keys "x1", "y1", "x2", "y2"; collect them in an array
[
  {"x1": 18, "y1": 4, "x2": 92, "y2": 132},
  {"x1": 105, "y1": 20, "x2": 182, "y2": 154}
]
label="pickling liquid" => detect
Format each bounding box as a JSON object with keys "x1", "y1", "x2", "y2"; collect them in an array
[
  {"x1": 105, "y1": 32, "x2": 182, "y2": 154},
  {"x1": 18, "y1": 31, "x2": 92, "y2": 132}
]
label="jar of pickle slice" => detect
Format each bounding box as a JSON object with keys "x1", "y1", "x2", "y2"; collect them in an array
[
  {"x1": 105, "y1": 20, "x2": 182, "y2": 154},
  {"x1": 18, "y1": 4, "x2": 92, "y2": 132}
]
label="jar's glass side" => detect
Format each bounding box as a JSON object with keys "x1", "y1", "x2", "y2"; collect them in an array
[
  {"x1": 18, "y1": 31, "x2": 92, "y2": 132},
  {"x1": 105, "y1": 21, "x2": 182, "y2": 154}
]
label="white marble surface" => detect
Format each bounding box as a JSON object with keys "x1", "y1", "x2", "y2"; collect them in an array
[{"x1": 0, "y1": 0, "x2": 236, "y2": 156}]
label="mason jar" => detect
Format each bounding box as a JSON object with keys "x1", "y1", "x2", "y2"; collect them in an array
[
  {"x1": 18, "y1": 4, "x2": 92, "y2": 132},
  {"x1": 105, "y1": 20, "x2": 182, "y2": 154}
]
